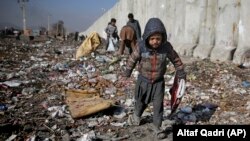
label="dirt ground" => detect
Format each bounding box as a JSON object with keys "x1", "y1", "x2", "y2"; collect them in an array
[{"x1": 0, "y1": 38, "x2": 250, "y2": 141}]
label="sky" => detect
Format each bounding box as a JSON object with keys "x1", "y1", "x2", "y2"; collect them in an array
[{"x1": 0, "y1": 0, "x2": 118, "y2": 32}]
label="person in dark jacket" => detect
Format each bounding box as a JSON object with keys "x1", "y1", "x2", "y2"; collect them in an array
[
  {"x1": 123, "y1": 18, "x2": 186, "y2": 139},
  {"x1": 105, "y1": 18, "x2": 119, "y2": 50},
  {"x1": 127, "y1": 13, "x2": 141, "y2": 41}
]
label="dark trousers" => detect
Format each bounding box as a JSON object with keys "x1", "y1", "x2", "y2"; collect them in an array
[
  {"x1": 125, "y1": 40, "x2": 133, "y2": 54},
  {"x1": 105, "y1": 36, "x2": 110, "y2": 50},
  {"x1": 134, "y1": 77, "x2": 165, "y2": 128}
]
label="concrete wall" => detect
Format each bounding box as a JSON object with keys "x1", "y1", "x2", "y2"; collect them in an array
[
  {"x1": 82, "y1": 0, "x2": 249, "y2": 64},
  {"x1": 233, "y1": 0, "x2": 250, "y2": 64},
  {"x1": 210, "y1": 0, "x2": 240, "y2": 62}
]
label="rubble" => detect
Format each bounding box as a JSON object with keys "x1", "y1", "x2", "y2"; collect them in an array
[{"x1": 0, "y1": 37, "x2": 250, "y2": 140}]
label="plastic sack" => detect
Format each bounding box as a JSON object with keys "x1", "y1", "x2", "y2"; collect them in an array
[
  {"x1": 76, "y1": 32, "x2": 101, "y2": 60},
  {"x1": 107, "y1": 38, "x2": 115, "y2": 52},
  {"x1": 65, "y1": 89, "x2": 115, "y2": 118},
  {"x1": 112, "y1": 37, "x2": 118, "y2": 45}
]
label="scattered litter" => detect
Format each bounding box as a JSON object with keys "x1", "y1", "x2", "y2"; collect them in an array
[{"x1": 1, "y1": 36, "x2": 249, "y2": 141}]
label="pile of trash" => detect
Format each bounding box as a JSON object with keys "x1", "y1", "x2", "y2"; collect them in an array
[{"x1": 0, "y1": 37, "x2": 250, "y2": 140}]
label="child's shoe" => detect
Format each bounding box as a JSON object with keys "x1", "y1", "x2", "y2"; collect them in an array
[
  {"x1": 127, "y1": 113, "x2": 140, "y2": 126},
  {"x1": 153, "y1": 126, "x2": 167, "y2": 139}
]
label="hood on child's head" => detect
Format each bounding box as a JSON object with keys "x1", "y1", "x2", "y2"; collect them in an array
[{"x1": 142, "y1": 18, "x2": 167, "y2": 44}]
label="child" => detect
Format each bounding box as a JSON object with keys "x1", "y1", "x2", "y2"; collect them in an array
[
  {"x1": 123, "y1": 18, "x2": 186, "y2": 139},
  {"x1": 127, "y1": 13, "x2": 141, "y2": 40},
  {"x1": 105, "y1": 18, "x2": 119, "y2": 50},
  {"x1": 117, "y1": 25, "x2": 137, "y2": 55}
]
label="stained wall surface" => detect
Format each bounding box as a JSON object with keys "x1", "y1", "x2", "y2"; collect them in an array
[{"x1": 82, "y1": 0, "x2": 249, "y2": 64}]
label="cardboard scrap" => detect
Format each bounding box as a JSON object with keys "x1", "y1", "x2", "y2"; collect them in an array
[
  {"x1": 65, "y1": 89, "x2": 99, "y2": 99},
  {"x1": 65, "y1": 89, "x2": 114, "y2": 118}
]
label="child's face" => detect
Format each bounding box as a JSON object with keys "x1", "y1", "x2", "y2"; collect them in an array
[
  {"x1": 148, "y1": 33, "x2": 162, "y2": 49},
  {"x1": 111, "y1": 21, "x2": 116, "y2": 26}
]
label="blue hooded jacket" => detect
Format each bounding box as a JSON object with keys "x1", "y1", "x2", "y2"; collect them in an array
[{"x1": 125, "y1": 18, "x2": 185, "y2": 83}]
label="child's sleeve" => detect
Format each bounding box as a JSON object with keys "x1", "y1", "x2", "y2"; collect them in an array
[
  {"x1": 105, "y1": 25, "x2": 109, "y2": 34},
  {"x1": 123, "y1": 44, "x2": 140, "y2": 77},
  {"x1": 166, "y1": 42, "x2": 186, "y2": 80}
]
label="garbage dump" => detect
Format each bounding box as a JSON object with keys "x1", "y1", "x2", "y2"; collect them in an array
[{"x1": 0, "y1": 36, "x2": 250, "y2": 141}]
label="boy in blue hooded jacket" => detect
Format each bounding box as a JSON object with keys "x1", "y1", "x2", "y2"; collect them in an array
[{"x1": 123, "y1": 18, "x2": 186, "y2": 139}]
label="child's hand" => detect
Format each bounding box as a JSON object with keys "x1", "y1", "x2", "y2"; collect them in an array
[{"x1": 176, "y1": 69, "x2": 186, "y2": 80}]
